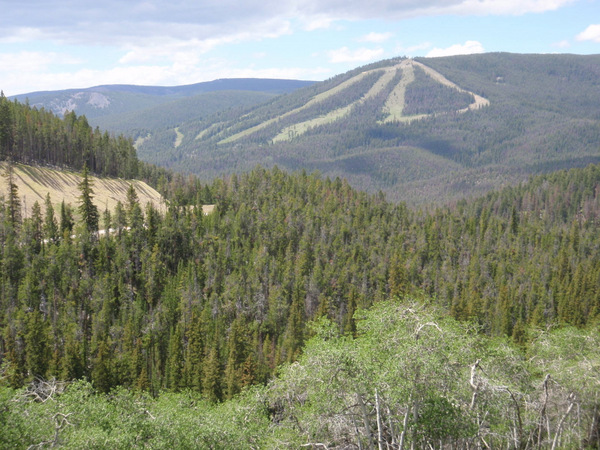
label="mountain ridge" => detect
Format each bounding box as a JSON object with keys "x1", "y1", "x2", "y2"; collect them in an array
[
  {"x1": 9, "y1": 78, "x2": 316, "y2": 125},
  {"x1": 136, "y1": 52, "x2": 600, "y2": 204}
]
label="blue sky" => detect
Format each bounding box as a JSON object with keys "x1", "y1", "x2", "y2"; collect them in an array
[{"x1": 1, "y1": 0, "x2": 599, "y2": 96}]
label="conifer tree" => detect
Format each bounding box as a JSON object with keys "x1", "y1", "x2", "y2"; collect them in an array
[
  {"x1": 183, "y1": 312, "x2": 204, "y2": 391},
  {"x1": 3, "y1": 162, "x2": 21, "y2": 228},
  {"x1": 224, "y1": 317, "x2": 248, "y2": 399},
  {"x1": 0, "y1": 91, "x2": 12, "y2": 156},
  {"x1": 166, "y1": 325, "x2": 184, "y2": 391},
  {"x1": 43, "y1": 193, "x2": 58, "y2": 243},
  {"x1": 59, "y1": 200, "x2": 74, "y2": 236},
  {"x1": 92, "y1": 339, "x2": 113, "y2": 393},
  {"x1": 61, "y1": 328, "x2": 85, "y2": 380},
  {"x1": 24, "y1": 310, "x2": 49, "y2": 379},
  {"x1": 78, "y1": 164, "x2": 99, "y2": 233},
  {"x1": 203, "y1": 346, "x2": 222, "y2": 402}
]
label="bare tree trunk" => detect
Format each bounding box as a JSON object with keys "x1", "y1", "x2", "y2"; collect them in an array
[
  {"x1": 551, "y1": 393, "x2": 575, "y2": 450},
  {"x1": 386, "y1": 405, "x2": 396, "y2": 447},
  {"x1": 357, "y1": 393, "x2": 374, "y2": 450},
  {"x1": 375, "y1": 389, "x2": 384, "y2": 450},
  {"x1": 469, "y1": 359, "x2": 481, "y2": 410},
  {"x1": 537, "y1": 374, "x2": 550, "y2": 449},
  {"x1": 505, "y1": 387, "x2": 524, "y2": 449},
  {"x1": 399, "y1": 402, "x2": 411, "y2": 450},
  {"x1": 352, "y1": 413, "x2": 364, "y2": 450}
]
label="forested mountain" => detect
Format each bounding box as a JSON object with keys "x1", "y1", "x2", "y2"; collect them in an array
[
  {"x1": 10, "y1": 78, "x2": 315, "y2": 131},
  {"x1": 133, "y1": 53, "x2": 600, "y2": 204},
  {"x1": 1, "y1": 90, "x2": 600, "y2": 447}
]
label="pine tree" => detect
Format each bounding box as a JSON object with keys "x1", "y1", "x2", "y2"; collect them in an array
[
  {"x1": 61, "y1": 328, "x2": 85, "y2": 380},
  {"x1": 283, "y1": 278, "x2": 306, "y2": 362},
  {"x1": 224, "y1": 317, "x2": 248, "y2": 399},
  {"x1": 183, "y1": 312, "x2": 204, "y2": 391},
  {"x1": 24, "y1": 310, "x2": 49, "y2": 379},
  {"x1": 59, "y1": 200, "x2": 74, "y2": 236},
  {"x1": 78, "y1": 164, "x2": 99, "y2": 233},
  {"x1": 3, "y1": 162, "x2": 21, "y2": 228},
  {"x1": 92, "y1": 339, "x2": 113, "y2": 393},
  {"x1": 0, "y1": 91, "x2": 12, "y2": 156},
  {"x1": 203, "y1": 346, "x2": 222, "y2": 402},
  {"x1": 43, "y1": 193, "x2": 58, "y2": 243},
  {"x1": 166, "y1": 325, "x2": 184, "y2": 391}
]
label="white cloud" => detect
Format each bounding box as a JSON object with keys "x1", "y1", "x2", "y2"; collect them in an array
[
  {"x1": 576, "y1": 24, "x2": 600, "y2": 42},
  {"x1": 302, "y1": 16, "x2": 336, "y2": 31},
  {"x1": 359, "y1": 32, "x2": 394, "y2": 43},
  {"x1": 436, "y1": 0, "x2": 575, "y2": 15},
  {"x1": 0, "y1": 51, "x2": 81, "y2": 72},
  {"x1": 0, "y1": 27, "x2": 46, "y2": 44},
  {"x1": 0, "y1": 0, "x2": 577, "y2": 48},
  {"x1": 395, "y1": 42, "x2": 432, "y2": 55},
  {"x1": 553, "y1": 40, "x2": 570, "y2": 49},
  {"x1": 426, "y1": 40, "x2": 484, "y2": 57},
  {"x1": 327, "y1": 46, "x2": 385, "y2": 63}
]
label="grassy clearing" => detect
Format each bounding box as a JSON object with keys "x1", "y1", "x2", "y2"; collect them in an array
[
  {"x1": 412, "y1": 61, "x2": 490, "y2": 111},
  {"x1": 380, "y1": 60, "x2": 489, "y2": 124},
  {"x1": 381, "y1": 60, "x2": 415, "y2": 123},
  {"x1": 195, "y1": 123, "x2": 223, "y2": 140},
  {"x1": 273, "y1": 66, "x2": 400, "y2": 143},
  {"x1": 174, "y1": 127, "x2": 184, "y2": 148},
  {"x1": 133, "y1": 133, "x2": 151, "y2": 149},
  {"x1": 219, "y1": 71, "x2": 372, "y2": 145},
  {"x1": 0, "y1": 162, "x2": 165, "y2": 218}
]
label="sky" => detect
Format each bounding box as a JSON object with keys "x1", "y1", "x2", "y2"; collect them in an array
[{"x1": 1, "y1": 0, "x2": 600, "y2": 96}]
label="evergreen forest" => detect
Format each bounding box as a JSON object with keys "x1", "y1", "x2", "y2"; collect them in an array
[{"x1": 1, "y1": 69, "x2": 600, "y2": 449}]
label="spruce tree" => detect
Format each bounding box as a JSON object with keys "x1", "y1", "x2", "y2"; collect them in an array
[
  {"x1": 43, "y1": 193, "x2": 58, "y2": 243},
  {"x1": 0, "y1": 91, "x2": 12, "y2": 156},
  {"x1": 24, "y1": 310, "x2": 49, "y2": 379},
  {"x1": 60, "y1": 200, "x2": 74, "y2": 236},
  {"x1": 3, "y1": 162, "x2": 21, "y2": 228},
  {"x1": 78, "y1": 164, "x2": 99, "y2": 233}
]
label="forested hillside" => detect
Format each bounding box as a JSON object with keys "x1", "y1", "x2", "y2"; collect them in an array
[
  {"x1": 2, "y1": 162, "x2": 599, "y2": 394},
  {"x1": 1, "y1": 93, "x2": 600, "y2": 447},
  {"x1": 2, "y1": 303, "x2": 598, "y2": 449},
  {"x1": 135, "y1": 53, "x2": 600, "y2": 204}
]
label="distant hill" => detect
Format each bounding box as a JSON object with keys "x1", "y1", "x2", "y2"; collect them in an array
[
  {"x1": 10, "y1": 78, "x2": 315, "y2": 133},
  {"x1": 132, "y1": 53, "x2": 600, "y2": 204}
]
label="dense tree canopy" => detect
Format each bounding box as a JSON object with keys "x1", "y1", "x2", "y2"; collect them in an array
[{"x1": 1, "y1": 162, "x2": 599, "y2": 401}]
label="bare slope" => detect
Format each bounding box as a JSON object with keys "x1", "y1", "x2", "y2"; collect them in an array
[{"x1": 0, "y1": 163, "x2": 165, "y2": 218}]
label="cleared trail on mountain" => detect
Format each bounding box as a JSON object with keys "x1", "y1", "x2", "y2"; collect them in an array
[
  {"x1": 412, "y1": 60, "x2": 489, "y2": 112},
  {"x1": 214, "y1": 59, "x2": 490, "y2": 145},
  {"x1": 273, "y1": 65, "x2": 400, "y2": 142}
]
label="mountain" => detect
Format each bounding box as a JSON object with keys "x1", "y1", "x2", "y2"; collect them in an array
[
  {"x1": 10, "y1": 78, "x2": 315, "y2": 133},
  {"x1": 133, "y1": 53, "x2": 600, "y2": 204}
]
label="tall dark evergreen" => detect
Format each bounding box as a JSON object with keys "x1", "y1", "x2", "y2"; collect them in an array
[
  {"x1": 3, "y1": 162, "x2": 21, "y2": 228},
  {"x1": 0, "y1": 91, "x2": 12, "y2": 156},
  {"x1": 43, "y1": 193, "x2": 58, "y2": 243},
  {"x1": 77, "y1": 164, "x2": 99, "y2": 233}
]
